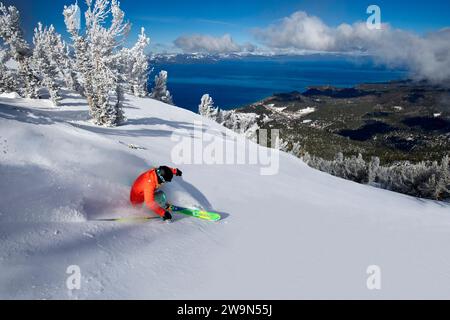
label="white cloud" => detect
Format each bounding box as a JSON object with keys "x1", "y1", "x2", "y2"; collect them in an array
[
  {"x1": 255, "y1": 11, "x2": 335, "y2": 51},
  {"x1": 174, "y1": 34, "x2": 255, "y2": 54},
  {"x1": 255, "y1": 11, "x2": 450, "y2": 83}
]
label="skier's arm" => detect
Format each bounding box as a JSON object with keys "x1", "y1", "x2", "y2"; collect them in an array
[{"x1": 144, "y1": 184, "x2": 166, "y2": 217}]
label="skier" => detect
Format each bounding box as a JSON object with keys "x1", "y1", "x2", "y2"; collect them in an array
[{"x1": 130, "y1": 166, "x2": 183, "y2": 221}]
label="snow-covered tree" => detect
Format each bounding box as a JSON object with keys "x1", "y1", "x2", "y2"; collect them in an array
[
  {"x1": 32, "y1": 23, "x2": 62, "y2": 105},
  {"x1": 199, "y1": 95, "x2": 260, "y2": 140},
  {"x1": 438, "y1": 155, "x2": 450, "y2": 199},
  {"x1": 220, "y1": 110, "x2": 259, "y2": 140},
  {"x1": 0, "y1": 2, "x2": 39, "y2": 98},
  {"x1": 344, "y1": 153, "x2": 367, "y2": 183},
  {"x1": 150, "y1": 70, "x2": 173, "y2": 105},
  {"x1": 302, "y1": 152, "x2": 312, "y2": 164},
  {"x1": 277, "y1": 138, "x2": 290, "y2": 152},
  {"x1": 0, "y1": 47, "x2": 17, "y2": 93},
  {"x1": 113, "y1": 27, "x2": 151, "y2": 97},
  {"x1": 31, "y1": 22, "x2": 81, "y2": 105},
  {"x1": 41, "y1": 24, "x2": 80, "y2": 92},
  {"x1": 291, "y1": 141, "x2": 302, "y2": 156},
  {"x1": 199, "y1": 94, "x2": 219, "y2": 120},
  {"x1": 63, "y1": 1, "x2": 87, "y2": 95},
  {"x1": 63, "y1": 1, "x2": 81, "y2": 33},
  {"x1": 62, "y1": 3, "x2": 91, "y2": 98},
  {"x1": 127, "y1": 28, "x2": 151, "y2": 97},
  {"x1": 63, "y1": 0, "x2": 130, "y2": 126},
  {"x1": 368, "y1": 156, "x2": 380, "y2": 185},
  {"x1": 273, "y1": 137, "x2": 302, "y2": 156},
  {"x1": 304, "y1": 152, "x2": 450, "y2": 201}
]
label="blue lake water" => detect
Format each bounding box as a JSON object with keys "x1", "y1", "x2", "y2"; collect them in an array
[{"x1": 151, "y1": 55, "x2": 408, "y2": 112}]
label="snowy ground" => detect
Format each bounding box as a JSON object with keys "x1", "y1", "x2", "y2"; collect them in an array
[{"x1": 1, "y1": 91, "x2": 450, "y2": 299}]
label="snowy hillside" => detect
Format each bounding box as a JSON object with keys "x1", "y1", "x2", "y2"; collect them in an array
[{"x1": 1, "y1": 92, "x2": 450, "y2": 299}]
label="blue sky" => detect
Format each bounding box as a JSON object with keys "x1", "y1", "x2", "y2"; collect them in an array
[{"x1": 5, "y1": 0, "x2": 450, "y2": 52}]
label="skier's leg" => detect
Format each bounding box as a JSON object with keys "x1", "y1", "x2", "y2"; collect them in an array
[
  {"x1": 130, "y1": 193, "x2": 144, "y2": 208},
  {"x1": 154, "y1": 190, "x2": 168, "y2": 208}
]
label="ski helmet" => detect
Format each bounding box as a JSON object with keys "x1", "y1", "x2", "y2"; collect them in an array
[{"x1": 157, "y1": 166, "x2": 174, "y2": 183}]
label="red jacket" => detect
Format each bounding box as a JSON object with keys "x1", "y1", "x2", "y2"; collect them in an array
[{"x1": 130, "y1": 167, "x2": 177, "y2": 217}]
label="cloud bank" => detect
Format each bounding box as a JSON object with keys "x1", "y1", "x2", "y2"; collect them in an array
[
  {"x1": 254, "y1": 11, "x2": 450, "y2": 83},
  {"x1": 174, "y1": 34, "x2": 256, "y2": 54}
]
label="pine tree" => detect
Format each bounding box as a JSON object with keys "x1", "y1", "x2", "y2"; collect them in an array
[
  {"x1": 198, "y1": 94, "x2": 219, "y2": 120},
  {"x1": 277, "y1": 138, "x2": 290, "y2": 152},
  {"x1": 63, "y1": 0, "x2": 130, "y2": 126},
  {"x1": 128, "y1": 28, "x2": 151, "y2": 97},
  {"x1": 302, "y1": 152, "x2": 311, "y2": 164},
  {"x1": 0, "y1": 2, "x2": 39, "y2": 98},
  {"x1": 220, "y1": 110, "x2": 259, "y2": 140},
  {"x1": 43, "y1": 24, "x2": 81, "y2": 92},
  {"x1": 368, "y1": 157, "x2": 380, "y2": 185},
  {"x1": 113, "y1": 27, "x2": 151, "y2": 97},
  {"x1": 32, "y1": 23, "x2": 62, "y2": 106},
  {"x1": 436, "y1": 155, "x2": 450, "y2": 200},
  {"x1": 0, "y1": 47, "x2": 17, "y2": 93},
  {"x1": 291, "y1": 141, "x2": 302, "y2": 156},
  {"x1": 150, "y1": 70, "x2": 174, "y2": 104},
  {"x1": 63, "y1": 1, "x2": 87, "y2": 95}
]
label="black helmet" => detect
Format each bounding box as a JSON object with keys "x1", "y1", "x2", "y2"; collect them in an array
[{"x1": 157, "y1": 166, "x2": 174, "y2": 183}]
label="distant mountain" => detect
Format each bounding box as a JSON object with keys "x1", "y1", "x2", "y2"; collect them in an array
[
  {"x1": 149, "y1": 51, "x2": 364, "y2": 64},
  {"x1": 149, "y1": 52, "x2": 278, "y2": 64}
]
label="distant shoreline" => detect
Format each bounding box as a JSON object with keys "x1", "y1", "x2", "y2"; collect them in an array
[{"x1": 150, "y1": 56, "x2": 408, "y2": 112}]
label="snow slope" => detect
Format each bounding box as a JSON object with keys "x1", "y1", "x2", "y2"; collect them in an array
[{"x1": 1, "y1": 91, "x2": 450, "y2": 299}]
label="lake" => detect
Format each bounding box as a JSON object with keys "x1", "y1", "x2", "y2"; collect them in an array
[{"x1": 151, "y1": 55, "x2": 408, "y2": 112}]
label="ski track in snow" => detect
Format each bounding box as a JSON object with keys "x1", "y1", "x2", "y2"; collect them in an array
[{"x1": 1, "y1": 92, "x2": 450, "y2": 299}]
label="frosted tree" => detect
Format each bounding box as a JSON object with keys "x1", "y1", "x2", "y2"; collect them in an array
[
  {"x1": 150, "y1": 70, "x2": 173, "y2": 105},
  {"x1": 32, "y1": 23, "x2": 81, "y2": 104},
  {"x1": 368, "y1": 156, "x2": 380, "y2": 185},
  {"x1": 199, "y1": 94, "x2": 219, "y2": 120},
  {"x1": 63, "y1": 1, "x2": 90, "y2": 96},
  {"x1": 276, "y1": 138, "x2": 290, "y2": 152},
  {"x1": 0, "y1": 47, "x2": 17, "y2": 93},
  {"x1": 344, "y1": 154, "x2": 367, "y2": 183},
  {"x1": 89, "y1": 0, "x2": 130, "y2": 126},
  {"x1": 273, "y1": 138, "x2": 302, "y2": 156},
  {"x1": 63, "y1": 1, "x2": 81, "y2": 32},
  {"x1": 113, "y1": 27, "x2": 151, "y2": 97},
  {"x1": 425, "y1": 155, "x2": 450, "y2": 200},
  {"x1": 291, "y1": 141, "x2": 302, "y2": 157},
  {"x1": 42, "y1": 24, "x2": 80, "y2": 92},
  {"x1": 304, "y1": 152, "x2": 449, "y2": 201},
  {"x1": 220, "y1": 110, "x2": 259, "y2": 140},
  {"x1": 127, "y1": 28, "x2": 151, "y2": 97},
  {"x1": 0, "y1": 2, "x2": 39, "y2": 98},
  {"x1": 63, "y1": 0, "x2": 130, "y2": 126},
  {"x1": 439, "y1": 155, "x2": 450, "y2": 199},
  {"x1": 302, "y1": 152, "x2": 311, "y2": 164},
  {"x1": 32, "y1": 23, "x2": 62, "y2": 105}
]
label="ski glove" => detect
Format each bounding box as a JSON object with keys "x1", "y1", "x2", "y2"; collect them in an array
[
  {"x1": 163, "y1": 211, "x2": 173, "y2": 221},
  {"x1": 175, "y1": 169, "x2": 183, "y2": 177}
]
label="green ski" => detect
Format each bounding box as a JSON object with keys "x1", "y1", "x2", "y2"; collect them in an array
[
  {"x1": 168, "y1": 205, "x2": 221, "y2": 222},
  {"x1": 154, "y1": 191, "x2": 221, "y2": 222}
]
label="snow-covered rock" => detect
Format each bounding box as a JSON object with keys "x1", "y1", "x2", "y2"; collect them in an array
[
  {"x1": 0, "y1": 91, "x2": 21, "y2": 99},
  {"x1": 1, "y1": 92, "x2": 450, "y2": 299},
  {"x1": 298, "y1": 107, "x2": 316, "y2": 116}
]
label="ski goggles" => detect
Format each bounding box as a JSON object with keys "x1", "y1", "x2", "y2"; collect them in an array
[{"x1": 156, "y1": 168, "x2": 166, "y2": 183}]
